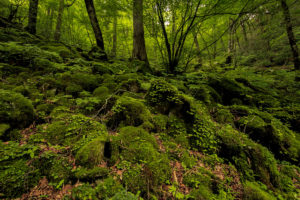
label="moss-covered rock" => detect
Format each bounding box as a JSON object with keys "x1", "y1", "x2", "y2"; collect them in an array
[
  {"x1": 0, "y1": 89, "x2": 34, "y2": 130},
  {"x1": 108, "y1": 96, "x2": 151, "y2": 129},
  {"x1": 74, "y1": 166, "x2": 109, "y2": 181},
  {"x1": 75, "y1": 137, "x2": 107, "y2": 168},
  {"x1": 39, "y1": 112, "x2": 107, "y2": 148},
  {"x1": 218, "y1": 126, "x2": 281, "y2": 189}
]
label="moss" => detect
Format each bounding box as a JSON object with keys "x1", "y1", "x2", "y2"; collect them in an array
[
  {"x1": 152, "y1": 114, "x2": 169, "y2": 132},
  {"x1": 70, "y1": 183, "x2": 97, "y2": 200},
  {"x1": 108, "y1": 96, "x2": 151, "y2": 129},
  {"x1": 208, "y1": 77, "x2": 246, "y2": 105},
  {"x1": 94, "y1": 177, "x2": 124, "y2": 199},
  {"x1": 75, "y1": 136, "x2": 107, "y2": 168},
  {"x1": 65, "y1": 84, "x2": 83, "y2": 97},
  {"x1": 92, "y1": 62, "x2": 113, "y2": 74},
  {"x1": 188, "y1": 84, "x2": 221, "y2": 104},
  {"x1": 119, "y1": 79, "x2": 141, "y2": 93},
  {"x1": 93, "y1": 86, "x2": 109, "y2": 99},
  {"x1": 0, "y1": 89, "x2": 34, "y2": 130},
  {"x1": 243, "y1": 181, "x2": 277, "y2": 200},
  {"x1": 215, "y1": 108, "x2": 235, "y2": 124},
  {"x1": 73, "y1": 166, "x2": 109, "y2": 182},
  {"x1": 39, "y1": 113, "x2": 107, "y2": 148},
  {"x1": 218, "y1": 126, "x2": 280, "y2": 188},
  {"x1": 146, "y1": 79, "x2": 182, "y2": 114},
  {"x1": 0, "y1": 123, "x2": 10, "y2": 137},
  {"x1": 115, "y1": 127, "x2": 171, "y2": 193},
  {"x1": 0, "y1": 42, "x2": 62, "y2": 68}
]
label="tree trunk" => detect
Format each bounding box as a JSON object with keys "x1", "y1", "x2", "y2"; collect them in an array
[
  {"x1": 112, "y1": 15, "x2": 117, "y2": 57},
  {"x1": 26, "y1": 0, "x2": 39, "y2": 34},
  {"x1": 193, "y1": 33, "x2": 202, "y2": 66},
  {"x1": 132, "y1": 0, "x2": 148, "y2": 63},
  {"x1": 84, "y1": 0, "x2": 105, "y2": 51},
  {"x1": 280, "y1": 0, "x2": 300, "y2": 71},
  {"x1": 54, "y1": 0, "x2": 64, "y2": 41},
  {"x1": 47, "y1": 8, "x2": 54, "y2": 39},
  {"x1": 226, "y1": 18, "x2": 234, "y2": 64}
]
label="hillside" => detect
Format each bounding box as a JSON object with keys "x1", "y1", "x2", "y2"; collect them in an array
[{"x1": 0, "y1": 25, "x2": 300, "y2": 200}]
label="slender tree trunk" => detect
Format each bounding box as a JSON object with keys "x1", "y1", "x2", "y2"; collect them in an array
[
  {"x1": 226, "y1": 18, "x2": 234, "y2": 64},
  {"x1": 280, "y1": 0, "x2": 300, "y2": 71},
  {"x1": 54, "y1": 0, "x2": 64, "y2": 41},
  {"x1": 47, "y1": 8, "x2": 54, "y2": 39},
  {"x1": 84, "y1": 0, "x2": 105, "y2": 51},
  {"x1": 132, "y1": 0, "x2": 148, "y2": 63},
  {"x1": 26, "y1": 0, "x2": 39, "y2": 34},
  {"x1": 112, "y1": 15, "x2": 117, "y2": 57},
  {"x1": 193, "y1": 33, "x2": 202, "y2": 66}
]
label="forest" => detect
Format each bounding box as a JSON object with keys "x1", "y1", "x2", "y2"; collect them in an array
[{"x1": 0, "y1": 0, "x2": 299, "y2": 199}]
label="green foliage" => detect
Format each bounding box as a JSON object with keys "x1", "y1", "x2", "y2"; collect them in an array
[
  {"x1": 0, "y1": 141, "x2": 40, "y2": 198},
  {"x1": 115, "y1": 127, "x2": 171, "y2": 194}
]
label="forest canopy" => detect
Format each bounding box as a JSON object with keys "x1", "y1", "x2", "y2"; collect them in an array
[{"x1": 0, "y1": 0, "x2": 299, "y2": 73}]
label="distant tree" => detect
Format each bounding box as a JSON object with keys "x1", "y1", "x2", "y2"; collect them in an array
[
  {"x1": 26, "y1": 0, "x2": 39, "y2": 34},
  {"x1": 132, "y1": 0, "x2": 149, "y2": 64},
  {"x1": 54, "y1": 0, "x2": 76, "y2": 41},
  {"x1": 84, "y1": 0, "x2": 105, "y2": 52},
  {"x1": 280, "y1": 0, "x2": 299, "y2": 71}
]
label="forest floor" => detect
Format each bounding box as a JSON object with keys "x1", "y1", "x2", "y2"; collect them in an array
[{"x1": 0, "y1": 24, "x2": 300, "y2": 200}]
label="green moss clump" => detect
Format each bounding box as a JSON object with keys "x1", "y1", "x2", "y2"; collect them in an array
[
  {"x1": 93, "y1": 86, "x2": 109, "y2": 99},
  {"x1": 75, "y1": 137, "x2": 107, "y2": 168},
  {"x1": 0, "y1": 89, "x2": 34, "y2": 130},
  {"x1": 214, "y1": 108, "x2": 235, "y2": 124},
  {"x1": 108, "y1": 96, "x2": 151, "y2": 129},
  {"x1": 39, "y1": 113, "x2": 107, "y2": 148},
  {"x1": 243, "y1": 181, "x2": 277, "y2": 200},
  {"x1": 146, "y1": 79, "x2": 182, "y2": 114},
  {"x1": 74, "y1": 166, "x2": 109, "y2": 181}
]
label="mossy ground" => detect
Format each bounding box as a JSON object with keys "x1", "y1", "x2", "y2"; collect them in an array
[{"x1": 0, "y1": 27, "x2": 299, "y2": 199}]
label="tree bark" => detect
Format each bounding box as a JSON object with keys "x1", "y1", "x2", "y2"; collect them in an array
[
  {"x1": 26, "y1": 0, "x2": 39, "y2": 34},
  {"x1": 54, "y1": 0, "x2": 64, "y2": 41},
  {"x1": 280, "y1": 0, "x2": 300, "y2": 71},
  {"x1": 84, "y1": 0, "x2": 105, "y2": 51},
  {"x1": 132, "y1": 0, "x2": 148, "y2": 63}
]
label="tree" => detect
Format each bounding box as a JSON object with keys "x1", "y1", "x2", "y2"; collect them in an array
[
  {"x1": 54, "y1": 0, "x2": 76, "y2": 41},
  {"x1": 280, "y1": 0, "x2": 299, "y2": 72},
  {"x1": 84, "y1": 0, "x2": 105, "y2": 52},
  {"x1": 132, "y1": 0, "x2": 149, "y2": 63},
  {"x1": 26, "y1": 0, "x2": 39, "y2": 34}
]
